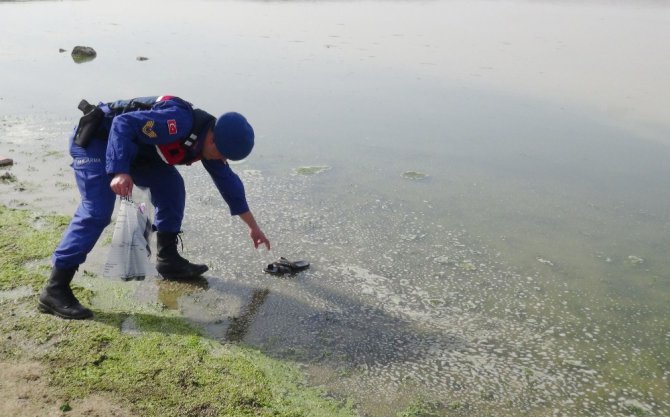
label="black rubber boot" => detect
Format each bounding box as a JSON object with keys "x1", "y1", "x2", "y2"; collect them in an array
[
  {"x1": 155, "y1": 232, "x2": 208, "y2": 280},
  {"x1": 38, "y1": 267, "x2": 93, "y2": 320}
]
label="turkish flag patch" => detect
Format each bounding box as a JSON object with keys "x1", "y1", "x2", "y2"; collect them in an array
[{"x1": 167, "y1": 119, "x2": 178, "y2": 135}]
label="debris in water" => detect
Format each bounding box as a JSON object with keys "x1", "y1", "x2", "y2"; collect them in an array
[
  {"x1": 458, "y1": 260, "x2": 477, "y2": 271},
  {"x1": 627, "y1": 255, "x2": 644, "y2": 265},
  {"x1": 536, "y1": 257, "x2": 554, "y2": 266},
  {"x1": 294, "y1": 165, "x2": 330, "y2": 175},
  {"x1": 433, "y1": 255, "x2": 450, "y2": 264},
  {"x1": 0, "y1": 172, "x2": 16, "y2": 183},
  {"x1": 402, "y1": 170, "x2": 428, "y2": 180}
]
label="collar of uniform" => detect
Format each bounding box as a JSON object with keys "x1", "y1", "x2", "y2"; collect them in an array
[{"x1": 192, "y1": 117, "x2": 215, "y2": 155}]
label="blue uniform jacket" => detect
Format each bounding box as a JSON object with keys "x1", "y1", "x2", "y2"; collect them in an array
[{"x1": 104, "y1": 98, "x2": 249, "y2": 216}]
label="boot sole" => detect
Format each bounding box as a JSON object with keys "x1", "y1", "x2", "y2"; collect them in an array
[
  {"x1": 38, "y1": 301, "x2": 93, "y2": 320},
  {"x1": 158, "y1": 266, "x2": 208, "y2": 281},
  {"x1": 159, "y1": 272, "x2": 207, "y2": 280}
]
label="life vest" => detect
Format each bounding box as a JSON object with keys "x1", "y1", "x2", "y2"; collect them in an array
[{"x1": 106, "y1": 95, "x2": 215, "y2": 166}]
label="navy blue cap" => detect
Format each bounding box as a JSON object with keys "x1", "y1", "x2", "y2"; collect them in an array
[{"x1": 213, "y1": 112, "x2": 254, "y2": 161}]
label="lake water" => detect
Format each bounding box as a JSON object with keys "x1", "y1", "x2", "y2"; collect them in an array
[{"x1": 1, "y1": 0, "x2": 669, "y2": 416}]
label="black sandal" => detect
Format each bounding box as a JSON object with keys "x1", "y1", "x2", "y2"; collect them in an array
[{"x1": 264, "y1": 257, "x2": 310, "y2": 275}]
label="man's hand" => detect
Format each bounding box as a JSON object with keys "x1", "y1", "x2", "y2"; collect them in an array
[
  {"x1": 237, "y1": 211, "x2": 271, "y2": 249},
  {"x1": 110, "y1": 173, "x2": 134, "y2": 197},
  {"x1": 250, "y1": 227, "x2": 271, "y2": 250}
]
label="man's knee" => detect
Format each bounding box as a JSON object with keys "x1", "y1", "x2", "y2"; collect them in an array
[
  {"x1": 87, "y1": 213, "x2": 112, "y2": 230},
  {"x1": 78, "y1": 200, "x2": 114, "y2": 230}
]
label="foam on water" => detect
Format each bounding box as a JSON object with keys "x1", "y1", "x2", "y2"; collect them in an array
[{"x1": 175, "y1": 168, "x2": 668, "y2": 416}]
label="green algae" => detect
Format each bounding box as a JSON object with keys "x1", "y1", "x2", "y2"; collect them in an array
[
  {"x1": 0, "y1": 205, "x2": 357, "y2": 417},
  {"x1": 3, "y1": 308, "x2": 356, "y2": 417},
  {"x1": 294, "y1": 166, "x2": 330, "y2": 175},
  {"x1": 44, "y1": 150, "x2": 64, "y2": 158},
  {"x1": 396, "y1": 399, "x2": 443, "y2": 417},
  {"x1": 401, "y1": 171, "x2": 427, "y2": 180},
  {"x1": 1, "y1": 171, "x2": 17, "y2": 183},
  {"x1": 0, "y1": 205, "x2": 69, "y2": 291}
]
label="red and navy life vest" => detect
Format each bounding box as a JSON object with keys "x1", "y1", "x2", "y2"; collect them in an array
[{"x1": 106, "y1": 95, "x2": 215, "y2": 166}]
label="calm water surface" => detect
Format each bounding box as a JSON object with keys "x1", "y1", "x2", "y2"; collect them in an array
[{"x1": 1, "y1": 1, "x2": 669, "y2": 416}]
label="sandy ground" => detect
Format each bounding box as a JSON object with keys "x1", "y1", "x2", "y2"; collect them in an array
[{"x1": 0, "y1": 361, "x2": 134, "y2": 417}]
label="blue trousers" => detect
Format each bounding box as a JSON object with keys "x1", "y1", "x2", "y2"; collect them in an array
[{"x1": 52, "y1": 132, "x2": 186, "y2": 270}]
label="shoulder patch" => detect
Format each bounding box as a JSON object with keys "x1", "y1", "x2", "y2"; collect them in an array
[
  {"x1": 142, "y1": 120, "x2": 157, "y2": 139},
  {"x1": 167, "y1": 119, "x2": 178, "y2": 135}
]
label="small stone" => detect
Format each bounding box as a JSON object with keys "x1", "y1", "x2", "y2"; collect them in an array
[
  {"x1": 71, "y1": 45, "x2": 97, "y2": 63},
  {"x1": 58, "y1": 48, "x2": 67, "y2": 53},
  {"x1": 136, "y1": 56, "x2": 149, "y2": 61},
  {"x1": 72, "y1": 45, "x2": 96, "y2": 56},
  {"x1": 0, "y1": 156, "x2": 13, "y2": 167}
]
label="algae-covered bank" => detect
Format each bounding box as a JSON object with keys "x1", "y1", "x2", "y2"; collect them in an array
[{"x1": 0, "y1": 205, "x2": 356, "y2": 417}]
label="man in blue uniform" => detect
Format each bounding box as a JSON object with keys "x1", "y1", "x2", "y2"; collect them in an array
[{"x1": 39, "y1": 96, "x2": 271, "y2": 320}]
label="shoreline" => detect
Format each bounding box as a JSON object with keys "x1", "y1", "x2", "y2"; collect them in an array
[
  {"x1": 0, "y1": 119, "x2": 362, "y2": 417},
  {"x1": 0, "y1": 206, "x2": 359, "y2": 417}
]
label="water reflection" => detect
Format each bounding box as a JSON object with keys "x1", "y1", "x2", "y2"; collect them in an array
[{"x1": 71, "y1": 54, "x2": 96, "y2": 64}]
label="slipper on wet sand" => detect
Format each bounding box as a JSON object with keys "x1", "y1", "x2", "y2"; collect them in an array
[
  {"x1": 264, "y1": 257, "x2": 310, "y2": 275},
  {"x1": 276, "y1": 257, "x2": 310, "y2": 272},
  {"x1": 263, "y1": 263, "x2": 292, "y2": 275}
]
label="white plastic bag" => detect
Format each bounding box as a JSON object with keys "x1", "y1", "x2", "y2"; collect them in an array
[{"x1": 103, "y1": 197, "x2": 153, "y2": 280}]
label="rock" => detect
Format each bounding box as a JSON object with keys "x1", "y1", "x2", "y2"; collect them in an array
[
  {"x1": 72, "y1": 45, "x2": 96, "y2": 56},
  {"x1": 136, "y1": 56, "x2": 149, "y2": 61},
  {"x1": 71, "y1": 45, "x2": 97, "y2": 63},
  {"x1": 0, "y1": 156, "x2": 13, "y2": 167},
  {"x1": 58, "y1": 48, "x2": 66, "y2": 53}
]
